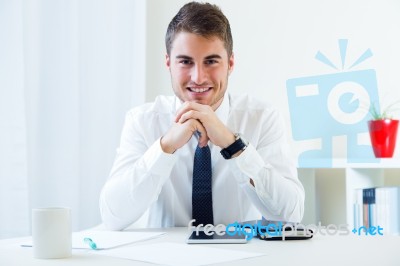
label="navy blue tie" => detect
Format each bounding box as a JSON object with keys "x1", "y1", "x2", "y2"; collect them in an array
[{"x1": 192, "y1": 145, "x2": 214, "y2": 226}]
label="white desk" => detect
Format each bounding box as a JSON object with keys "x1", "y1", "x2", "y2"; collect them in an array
[{"x1": 0, "y1": 227, "x2": 399, "y2": 266}]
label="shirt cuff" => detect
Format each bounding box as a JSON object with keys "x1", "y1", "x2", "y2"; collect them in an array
[{"x1": 231, "y1": 143, "x2": 270, "y2": 184}]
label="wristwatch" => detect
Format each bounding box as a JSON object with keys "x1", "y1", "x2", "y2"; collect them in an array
[{"x1": 220, "y1": 133, "x2": 248, "y2": 159}]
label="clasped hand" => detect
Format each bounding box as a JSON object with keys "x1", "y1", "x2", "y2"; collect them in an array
[{"x1": 160, "y1": 102, "x2": 235, "y2": 154}]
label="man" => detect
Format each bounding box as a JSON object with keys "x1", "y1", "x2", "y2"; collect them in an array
[{"x1": 100, "y1": 2, "x2": 304, "y2": 230}]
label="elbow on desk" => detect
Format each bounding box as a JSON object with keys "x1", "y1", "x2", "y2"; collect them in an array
[
  {"x1": 264, "y1": 183, "x2": 305, "y2": 223},
  {"x1": 99, "y1": 205, "x2": 131, "y2": 231},
  {"x1": 272, "y1": 188, "x2": 305, "y2": 223},
  {"x1": 288, "y1": 202, "x2": 304, "y2": 223},
  {"x1": 285, "y1": 191, "x2": 305, "y2": 223},
  {"x1": 283, "y1": 177, "x2": 305, "y2": 223},
  {"x1": 99, "y1": 191, "x2": 131, "y2": 231}
]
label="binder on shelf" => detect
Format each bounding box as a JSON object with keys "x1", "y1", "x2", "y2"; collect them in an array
[{"x1": 353, "y1": 186, "x2": 400, "y2": 235}]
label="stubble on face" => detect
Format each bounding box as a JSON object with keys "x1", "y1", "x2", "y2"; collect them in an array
[{"x1": 169, "y1": 68, "x2": 229, "y2": 110}]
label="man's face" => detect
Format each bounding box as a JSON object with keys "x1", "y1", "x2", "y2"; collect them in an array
[{"x1": 166, "y1": 32, "x2": 234, "y2": 110}]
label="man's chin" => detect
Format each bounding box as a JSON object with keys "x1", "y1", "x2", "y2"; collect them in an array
[
  {"x1": 191, "y1": 99, "x2": 211, "y2": 105},
  {"x1": 183, "y1": 96, "x2": 212, "y2": 105},
  {"x1": 177, "y1": 93, "x2": 223, "y2": 109},
  {"x1": 188, "y1": 96, "x2": 224, "y2": 110}
]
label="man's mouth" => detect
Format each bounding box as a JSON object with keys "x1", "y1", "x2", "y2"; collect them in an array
[{"x1": 187, "y1": 87, "x2": 212, "y2": 93}]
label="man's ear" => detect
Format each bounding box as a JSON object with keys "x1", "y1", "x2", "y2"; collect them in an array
[
  {"x1": 165, "y1": 53, "x2": 171, "y2": 68},
  {"x1": 228, "y1": 52, "x2": 235, "y2": 75}
]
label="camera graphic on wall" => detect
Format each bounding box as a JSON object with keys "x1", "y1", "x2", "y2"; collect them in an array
[{"x1": 287, "y1": 39, "x2": 380, "y2": 167}]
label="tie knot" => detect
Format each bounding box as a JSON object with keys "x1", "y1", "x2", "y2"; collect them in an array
[{"x1": 196, "y1": 144, "x2": 210, "y2": 152}]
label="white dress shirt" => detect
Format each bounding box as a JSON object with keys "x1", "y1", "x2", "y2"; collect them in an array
[{"x1": 100, "y1": 93, "x2": 304, "y2": 230}]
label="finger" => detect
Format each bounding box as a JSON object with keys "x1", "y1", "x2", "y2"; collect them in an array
[
  {"x1": 178, "y1": 110, "x2": 203, "y2": 124},
  {"x1": 175, "y1": 102, "x2": 206, "y2": 122}
]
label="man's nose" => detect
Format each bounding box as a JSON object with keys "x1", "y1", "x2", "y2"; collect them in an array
[{"x1": 191, "y1": 65, "x2": 207, "y2": 84}]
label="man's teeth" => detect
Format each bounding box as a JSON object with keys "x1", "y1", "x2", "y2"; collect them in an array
[{"x1": 189, "y1": 87, "x2": 209, "y2": 93}]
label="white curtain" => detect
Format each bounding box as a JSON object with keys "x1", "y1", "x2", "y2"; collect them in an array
[{"x1": 0, "y1": 0, "x2": 146, "y2": 238}]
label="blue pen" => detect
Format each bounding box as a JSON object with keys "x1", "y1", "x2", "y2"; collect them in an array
[{"x1": 84, "y1": 237, "x2": 97, "y2": 250}]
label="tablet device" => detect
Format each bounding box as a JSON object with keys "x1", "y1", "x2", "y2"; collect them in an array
[
  {"x1": 187, "y1": 230, "x2": 248, "y2": 244},
  {"x1": 239, "y1": 219, "x2": 314, "y2": 241},
  {"x1": 258, "y1": 226, "x2": 314, "y2": 241}
]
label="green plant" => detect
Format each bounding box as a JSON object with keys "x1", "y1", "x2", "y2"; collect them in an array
[{"x1": 369, "y1": 100, "x2": 400, "y2": 120}]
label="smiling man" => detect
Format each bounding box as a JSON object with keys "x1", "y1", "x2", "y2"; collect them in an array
[{"x1": 100, "y1": 2, "x2": 305, "y2": 230}]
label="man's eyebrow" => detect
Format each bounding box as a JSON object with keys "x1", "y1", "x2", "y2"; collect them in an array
[
  {"x1": 175, "y1": 54, "x2": 222, "y2": 60},
  {"x1": 175, "y1": 55, "x2": 193, "y2": 60},
  {"x1": 205, "y1": 54, "x2": 222, "y2": 60}
]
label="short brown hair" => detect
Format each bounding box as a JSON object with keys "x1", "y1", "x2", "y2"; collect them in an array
[{"x1": 165, "y1": 2, "x2": 233, "y2": 57}]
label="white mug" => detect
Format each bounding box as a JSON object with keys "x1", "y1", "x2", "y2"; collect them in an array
[{"x1": 32, "y1": 207, "x2": 72, "y2": 259}]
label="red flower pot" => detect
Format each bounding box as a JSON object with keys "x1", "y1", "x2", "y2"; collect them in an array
[{"x1": 368, "y1": 119, "x2": 399, "y2": 158}]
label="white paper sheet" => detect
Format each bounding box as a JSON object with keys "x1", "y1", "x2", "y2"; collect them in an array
[
  {"x1": 72, "y1": 231, "x2": 166, "y2": 249},
  {"x1": 94, "y1": 242, "x2": 266, "y2": 266},
  {"x1": 21, "y1": 231, "x2": 165, "y2": 250}
]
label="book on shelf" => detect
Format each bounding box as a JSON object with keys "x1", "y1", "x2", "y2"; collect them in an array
[{"x1": 353, "y1": 186, "x2": 400, "y2": 235}]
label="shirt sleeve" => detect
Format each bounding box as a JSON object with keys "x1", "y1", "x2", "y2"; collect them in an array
[
  {"x1": 229, "y1": 109, "x2": 305, "y2": 223},
  {"x1": 99, "y1": 110, "x2": 177, "y2": 230}
]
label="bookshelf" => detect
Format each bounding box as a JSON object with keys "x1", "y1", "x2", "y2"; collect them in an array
[{"x1": 298, "y1": 158, "x2": 400, "y2": 227}]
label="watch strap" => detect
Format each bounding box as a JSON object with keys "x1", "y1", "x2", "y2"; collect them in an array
[{"x1": 220, "y1": 134, "x2": 247, "y2": 159}]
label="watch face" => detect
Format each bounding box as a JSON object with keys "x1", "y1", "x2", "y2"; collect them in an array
[{"x1": 236, "y1": 138, "x2": 247, "y2": 151}]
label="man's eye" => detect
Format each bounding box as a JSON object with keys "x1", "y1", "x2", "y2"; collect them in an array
[
  {"x1": 205, "y1": 59, "x2": 218, "y2": 65},
  {"x1": 180, "y1": 60, "x2": 192, "y2": 65}
]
